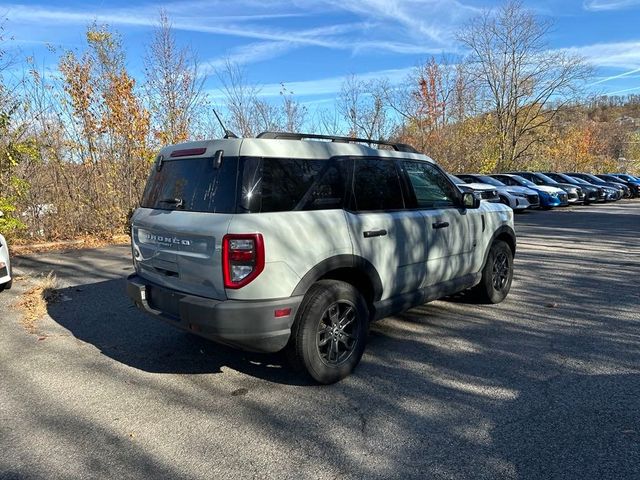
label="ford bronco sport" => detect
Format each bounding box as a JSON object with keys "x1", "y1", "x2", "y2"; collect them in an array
[{"x1": 127, "y1": 132, "x2": 516, "y2": 384}]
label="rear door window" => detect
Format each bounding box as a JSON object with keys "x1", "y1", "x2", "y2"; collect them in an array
[
  {"x1": 141, "y1": 156, "x2": 237, "y2": 213},
  {"x1": 239, "y1": 157, "x2": 349, "y2": 213},
  {"x1": 352, "y1": 159, "x2": 404, "y2": 211}
]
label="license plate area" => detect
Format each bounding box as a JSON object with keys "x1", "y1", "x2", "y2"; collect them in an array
[{"x1": 147, "y1": 285, "x2": 183, "y2": 319}]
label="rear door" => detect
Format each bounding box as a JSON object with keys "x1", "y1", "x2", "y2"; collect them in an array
[
  {"x1": 401, "y1": 160, "x2": 480, "y2": 286},
  {"x1": 345, "y1": 158, "x2": 427, "y2": 300},
  {"x1": 132, "y1": 148, "x2": 239, "y2": 300}
]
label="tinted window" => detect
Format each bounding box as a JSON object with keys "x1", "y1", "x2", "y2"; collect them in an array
[
  {"x1": 509, "y1": 175, "x2": 536, "y2": 187},
  {"x1": 448, "y1": 174, "x2": 465, "y2": 184},
  {"x1": 403, "y1": 161, "x2": 457, "y2": 208},
  {"x1": 534, "y1": 173, "x2": 557, "y2": 184},
  {"x1": 141, "y1": 156, "x2": 237, "y2": 213},
  {"x1": 457, "y1": 175, "x2": 476, "y2": 184},
  {"x1": 352, "y1": 159, "x2": 404, "y2": 211},
  {"x1": 476, "y1": 175, "x2": 504, "y2": 186},
  {"x1": 239, "y1": 157, "x2": 348, "y2": 213},
  {"x1": 493, "y1": 175, "x2": 516, "y2": 186}
]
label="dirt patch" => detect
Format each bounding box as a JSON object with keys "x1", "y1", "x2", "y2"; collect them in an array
[
  {"x1": 14, "y1": 272, "x2": 61, "y2": 334},
  {"x1": 12, "y1": 234, "x2": 130, "y2": 255}
]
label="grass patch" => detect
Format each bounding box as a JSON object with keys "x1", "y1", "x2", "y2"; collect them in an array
[{"x1": 14, "y1": 272, "x2": 61, "y2": 334}]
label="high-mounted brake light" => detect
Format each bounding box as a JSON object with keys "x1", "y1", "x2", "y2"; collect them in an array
[
  {"x1": 222, "y1": 234, "x2": 265, "y2": 289},
  {"x1": 170, "y1": 147, "x2": 207, "y2": 158}
]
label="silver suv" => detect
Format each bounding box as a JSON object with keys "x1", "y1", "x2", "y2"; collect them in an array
[{"x1": 127, "y1": 132, "x2": 516, "y2": 383}]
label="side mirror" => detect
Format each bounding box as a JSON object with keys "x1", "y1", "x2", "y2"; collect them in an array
[{"x1": 462, "y1": 192, "x2": 481, "y2": 209}]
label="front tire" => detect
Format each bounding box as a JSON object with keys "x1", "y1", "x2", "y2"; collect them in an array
[
  {"x1": 287, "y1": 280, "x2": 369, "y2": 384},
  {"x1": 472, "y1": 240, "x2": 513, "y2": 304}
]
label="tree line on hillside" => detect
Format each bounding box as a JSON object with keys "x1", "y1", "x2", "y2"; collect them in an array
[{"x1": 0, "y1": 1, "x2": 638, "y2": 241}]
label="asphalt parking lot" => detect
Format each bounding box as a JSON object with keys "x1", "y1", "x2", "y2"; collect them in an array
[{"x1": 1, "y1": 201, "x2": 639, "y2": 480}]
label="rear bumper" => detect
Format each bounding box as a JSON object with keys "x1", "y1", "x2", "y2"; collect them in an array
[{"x1": 126, "y1": 274, "x2": 303, "y2": 353}]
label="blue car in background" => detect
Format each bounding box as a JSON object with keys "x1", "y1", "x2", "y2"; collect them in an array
[{"x1": 491, "y1": 174, "x2": 564, "y2": 208}]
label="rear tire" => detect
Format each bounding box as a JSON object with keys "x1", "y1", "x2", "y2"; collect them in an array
[
  {"x1": 287, "y1": 280, "x2": 369, "y2": 384},
  {"x1": 472, "y1": 240, "x2": 513, "y2": 304}
]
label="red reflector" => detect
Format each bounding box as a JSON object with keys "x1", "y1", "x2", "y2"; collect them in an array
[
  {"x1": 170, "y1": 147, "x2": 206, "y2": 158},
  {"x1": 229, "y1": 250, "x2": 254, "y2": 262},
  {"x1": 274, "y1": 308, "x2": 291, "y2": 318}
]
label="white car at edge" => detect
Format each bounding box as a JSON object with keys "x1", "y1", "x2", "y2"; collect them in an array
[{"x1": 0, "y1": 212, "x2": 13, "y2": 292}]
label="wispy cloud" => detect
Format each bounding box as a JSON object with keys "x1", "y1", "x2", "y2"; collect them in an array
[
  {"x1": 4, "y1": 0, "x2": 470, "y2": 68},
  {"x1": 201, "y1": 41, "x2": 296, "y2": 74},
  {"x1": 207, "y1": 66, "x2": 415, "y2": 100},
  {"x1": 590, "y1": 66, "x2": 640, "y2": 85},
  {"x1": 3, "y1": 4, "x2": 367, "y2": 49},
  {"x1": 583, "y1": 0, "x2": 640, "y2": 11},
  {"x1": 605, "y1": 85, "x2": 640, "y2": 95},
  {"x1": 319, "y1": 0, "x2": 481, "y2": 45},
  {"x1": 561, "y1": 40, "x2": 640, "y2": 69}
]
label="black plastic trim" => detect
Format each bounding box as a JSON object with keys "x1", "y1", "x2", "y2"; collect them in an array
[
  {"x1": 126, "y1": 274, "x2": 303, "y2": 353},
  {"x1": 291, "y1": 254, "x2": 384, "y2": 301},
  {"x1": 373, "y1": 272, "x2": 482, "y2": 320},
  {"x1": 483, "y1": 225, "x2": 517, "y2": 266}
]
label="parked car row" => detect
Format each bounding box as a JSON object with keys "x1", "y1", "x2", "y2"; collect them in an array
[{"x1": 453, "y1": 171, "x2": 640, "y2": 210}]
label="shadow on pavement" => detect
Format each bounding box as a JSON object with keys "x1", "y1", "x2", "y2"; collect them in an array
[{"x1": 46, "y1": 278, "x2": 314, "y2": 386}]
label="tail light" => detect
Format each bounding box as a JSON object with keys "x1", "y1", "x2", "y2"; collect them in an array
[{"x1": 222, "y1": 234, "x2": 265, "y2": 289}]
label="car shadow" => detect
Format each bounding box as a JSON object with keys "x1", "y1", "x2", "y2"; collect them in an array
[{"x1": 45, "y1": 278, "x2": 316, "y2": 386}]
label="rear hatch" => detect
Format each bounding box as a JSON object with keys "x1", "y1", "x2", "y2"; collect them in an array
[{"x1": 131, "y1": 140, "x2": 241, "y2": 300}]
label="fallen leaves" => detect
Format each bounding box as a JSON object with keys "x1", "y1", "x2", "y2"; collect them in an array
[{"x1": 14, "y1": 272, "x2": 61, "y2": 334}]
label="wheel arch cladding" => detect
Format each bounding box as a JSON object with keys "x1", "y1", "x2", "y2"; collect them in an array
[
  {"x1": 291, "y1": 255, "x2": 383, "y2": 307},
  {"x1": 479, "y1": 225, "x2": 516, "y2": 271}
]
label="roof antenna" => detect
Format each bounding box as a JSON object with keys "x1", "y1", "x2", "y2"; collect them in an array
[{"x1": 213, "y1": 109, "x2": 238, "y2": 139}]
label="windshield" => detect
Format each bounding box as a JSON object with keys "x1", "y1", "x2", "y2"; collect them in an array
[
  {"x1": 535, "y1": 173, "x2": 557, "y2": 184},
  {"x1": 552, "y1": 173, "x2": 578, "y2": 184},
  {"x1": 618, "y1": 174, "x2": 638, "y2": 181},
  {"x1": 476, "y1": 175, "x2": 504, "y2": 186},
  {"x1": 584, "y1": 174, "x2": 606, "y2": 184},
  {"x1": 448, "y1": 174, "x2": 465, "y2": 184},
  {"x1": 570, "y1": 176, "x2": 592, "y2": 185},
  {"x1": 511, "y1": 175, "x2": 536, "y2": 187}
]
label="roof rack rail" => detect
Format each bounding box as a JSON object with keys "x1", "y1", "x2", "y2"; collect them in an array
[{"x1": 256, "y1": 131, "x2": 419, "y2": 153}]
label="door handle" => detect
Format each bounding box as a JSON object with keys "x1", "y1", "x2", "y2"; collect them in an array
[
  {"x1": 363, "y1": 229, "x2": 388, "y2": 238},
  {"x1": 432, "y1": 221, "x2": 450, "y2": 229}
]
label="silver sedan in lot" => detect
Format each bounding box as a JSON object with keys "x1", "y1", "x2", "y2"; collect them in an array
[{"x1": 456, "y1": 173, "x2": 540, "y2": 210}]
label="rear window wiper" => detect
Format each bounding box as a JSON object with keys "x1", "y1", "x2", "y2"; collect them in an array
[{"x1": 159, "y1": 197, "x2": 184, "y2": 209}]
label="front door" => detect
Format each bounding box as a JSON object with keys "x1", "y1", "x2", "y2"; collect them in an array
[{"x1": 401, "y1": 160, "x2": 477, "y2": 286}]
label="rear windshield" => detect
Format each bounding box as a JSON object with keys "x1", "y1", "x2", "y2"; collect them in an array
[{"x1": 140, "y1": 156, "x2": 237, "y2": 213}]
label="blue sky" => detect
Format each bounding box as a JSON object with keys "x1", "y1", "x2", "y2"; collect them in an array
[{"x1": 3, "y1": 0, "x2": 640, "y2": 106}]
